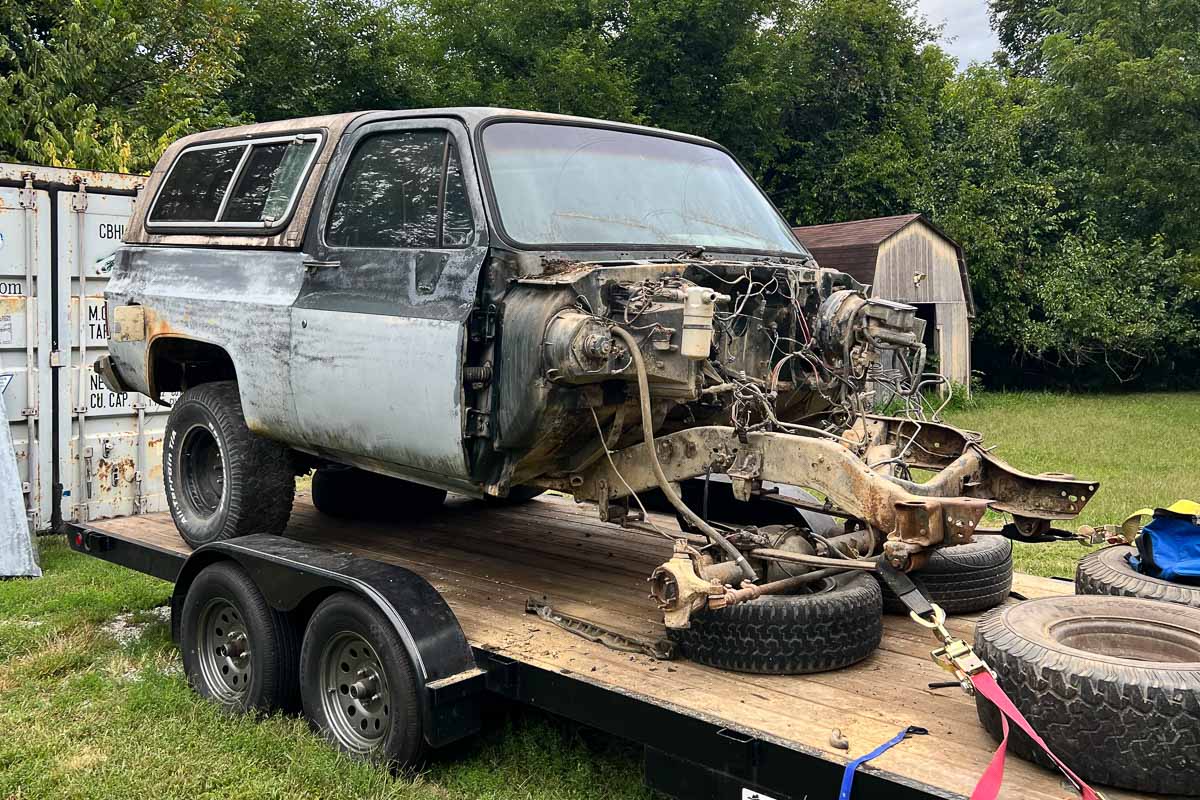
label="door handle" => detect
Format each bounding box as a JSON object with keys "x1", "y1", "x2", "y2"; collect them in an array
[{"x1": 302, "y1": 259, "x2": 341, "y2": 272}]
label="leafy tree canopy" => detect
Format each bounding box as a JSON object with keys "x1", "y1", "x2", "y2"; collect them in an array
[{"x1": 2, "y1": 0, "x2": 1197, "y2": 385}]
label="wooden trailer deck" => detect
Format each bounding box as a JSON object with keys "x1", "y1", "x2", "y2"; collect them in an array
[{"x1": 81, "y1": 494, "x2": 1150, "y2": 800}]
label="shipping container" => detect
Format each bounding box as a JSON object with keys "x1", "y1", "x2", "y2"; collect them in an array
[{"x1": 0, "y1": 163, "x2": 169, "y2": 530}]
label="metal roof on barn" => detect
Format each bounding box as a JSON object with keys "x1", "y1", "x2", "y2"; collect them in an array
[{"x1": 792, "y1": 214, "x2": 974, "y2": 315}]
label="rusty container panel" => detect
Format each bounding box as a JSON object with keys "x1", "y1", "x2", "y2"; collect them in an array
[
  {"x1": 0, "y1": 183, "x2": 51, "y2": 530},
  {"x1": 56, "y1": 186, "x2": 170, "y2": 524}
]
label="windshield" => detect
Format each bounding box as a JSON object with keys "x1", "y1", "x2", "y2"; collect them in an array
[{"x1": 482, "y1": 122, "x2": 804, "y2": 253}]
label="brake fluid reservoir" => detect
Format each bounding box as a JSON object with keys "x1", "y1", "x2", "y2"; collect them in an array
[{"x1": 681, "y1": 286, "x2": 724, "y2": 358}]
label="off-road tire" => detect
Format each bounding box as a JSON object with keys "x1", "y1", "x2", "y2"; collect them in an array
[
  {"x1": 300, "y1": 592, "x2": 425, "y2": 768},
  {"x1": 668, "y1": 572, "x2": 882, "y2": 674},
  {"x1": 880, "y1": 535, "x2": 1013, "y2": 615},
  {"x1": 974, "y1": 595, "x2": 1200, "y2": 795},
  {"x1": 1076, "y1": 544, "x2": 1200, "y2": 608},
  {"x1": 311, "y1": 467, "x2": 446, "y2": 521},
  {"x1": 164, "y1": 381, "x2": 294, "y2": 548},
  {"x1": 179, "y1": 561, "x2": 301, "y2": 714}
]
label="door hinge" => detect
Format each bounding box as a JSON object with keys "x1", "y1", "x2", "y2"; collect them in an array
[
  {"x1": 18, "y1": 173, "x2": 36, "y2": 209},
  {"x1": 70, "y1": 178, "x2": 89, "y2": 212},
  {"x1": 469, "y1": 303, "x2": 498, "y2": 342},
  {"x1": 465, "y1": 409, "x2": 491, "y2": 438}
]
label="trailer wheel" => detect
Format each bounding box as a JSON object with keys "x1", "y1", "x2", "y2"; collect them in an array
[
  {"x1": 165, "y1": 381, "x2": 294, "y2": 547},
  {"x1": 974, "y1": 595, "x2": 1200, "y2": 795},
  {"x1": 300, "y1": 592, "x2": 425, "y2": 767},
  {"x1": 1076, "y1": 544, "x2": 1200, "y2": 608},
  {"x1": 311, "y1": 467, "x2": 446, "y2": 521},
  {"x1": 179, "y1": 562, "x2": 300, "y2": 714},
  {"x1": 669, "y1": 572, "x2": 882, "y2": 674},
  {"x1": 880, "y1": 535, "x2": 1013, "y2": 615}
]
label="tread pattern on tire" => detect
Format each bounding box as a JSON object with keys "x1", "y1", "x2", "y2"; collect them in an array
[
  {"x1": 167, "y1": 381, "x2": 294, "y2": 544},
  {"x1": 1075, "y1": 544, "x2": 1200, "y2": 608},
  {"x1": 668, "y1": 573, "x2": 882, "y2": 674},
  {"x1": 880, "y1": 536, "x2": 1013, "y2": 615},
  {"x1": 974, "y1": 600, "x2": 1200, "y2": 795}
]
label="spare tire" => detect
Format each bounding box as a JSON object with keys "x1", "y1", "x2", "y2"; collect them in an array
[
  {"x1": 668, "y1": 572, "x2": 882, "y2": 674},
  {"x1": 1076, "y1": 544, "x2": 1200, "y2": 608},
  {"x1": 974, "y1": 595, "x2": 1200, "y2": 795},
  {"x1": 880, "y1": 535, "x2": 1012, "y2": 615}
]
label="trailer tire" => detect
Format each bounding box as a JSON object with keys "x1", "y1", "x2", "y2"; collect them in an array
[
  {"x1": 880, "y1": 535, "x2": 1013, "y2": 615},
  {"x1": 668, "y1": 572, "x2": 882, "y2": 674},
  {"x1": 165, "y1": 381, "x2": 294, "y2": 547},
  {"x1": 311, "y1": 467, "x2": 446, "y2": 521},
  {"x1": 974, "y1": 596, "x2": 1200, "y2": 795},
  {"x1": 300, "y1": 592, "x2": 425, "y2": 767},
  {"x1": 179, "y1": 562, "x2": 301, "y2": 714},
  {"x1": 1075, "y1": 545, "x2": 1200, "y2": 608}
]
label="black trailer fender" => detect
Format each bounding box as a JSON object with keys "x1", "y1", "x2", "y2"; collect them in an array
[{"x1": 171, "y1": 533, "x2": 483, "y2": 748}]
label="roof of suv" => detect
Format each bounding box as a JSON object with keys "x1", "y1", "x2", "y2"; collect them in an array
[
  {"x1": 125, "y1": 107, "x2": 723, "y2": 249},
  {"x1": 173, "y1": 107, "x2": 719, "y2": 149}
]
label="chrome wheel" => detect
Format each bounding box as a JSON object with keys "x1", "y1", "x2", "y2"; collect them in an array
[
  {"x1": 319, "y1": 632, "x2": 391, "y2": 753},
  {"x1": 196, "y1": 598, "x2": 251, "y2": 701}
]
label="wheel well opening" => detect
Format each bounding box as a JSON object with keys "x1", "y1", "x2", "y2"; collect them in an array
[{"x1": 150, "y1": 338, "x2": 236, "y2": 396}]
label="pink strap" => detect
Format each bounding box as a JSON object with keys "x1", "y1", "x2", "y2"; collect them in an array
[{"x1": 969, "y1": 671, "x2": 1101, "y2": 800}]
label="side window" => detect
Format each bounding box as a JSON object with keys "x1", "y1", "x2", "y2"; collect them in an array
[
  {"x1": 149, "y1": 135, "x2": 320, "y2": 226},
  {"x1": 326, "y1": 130, "x2": 475, "y2": 249},
  {"x1": 149, "y1": 144, "x2": 243, "y2": 223}
]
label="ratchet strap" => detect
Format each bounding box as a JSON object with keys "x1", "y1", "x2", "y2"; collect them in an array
[
  {"x1": 879, "y1": 562, "x2": 1104, "y2": 800},
  {"x1": 969, "y1": 670, "x2": 1101, "y2": 800},
  {"x1": 838, "y1": 725, "x2": 927, "y2": 800}
]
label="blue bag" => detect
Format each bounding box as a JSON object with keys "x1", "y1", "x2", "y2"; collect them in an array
[{"x1": 1130, "y1": 507, "x2": 1200, "y2": 584}]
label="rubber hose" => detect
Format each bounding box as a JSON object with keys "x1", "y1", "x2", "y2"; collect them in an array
[{"x1": 610, "y1": 325, "x2": 758, "y2": 583}]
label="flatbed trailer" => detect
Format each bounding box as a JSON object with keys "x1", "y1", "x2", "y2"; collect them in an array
[{"x1": 65, "y1": 494, "x2": 1149, "y2": 800}]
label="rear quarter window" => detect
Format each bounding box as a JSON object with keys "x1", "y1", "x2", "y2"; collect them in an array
[{"x1": 148, "y1": 134, "x2": 321, "y2": 229}]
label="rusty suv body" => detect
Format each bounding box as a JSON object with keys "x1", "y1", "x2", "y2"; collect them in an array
[{"x1": 99, "y1": 108, "x2": 1095, "y2": 626}]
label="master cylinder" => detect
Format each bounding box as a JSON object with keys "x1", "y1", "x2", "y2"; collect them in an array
[{"x1": 681, "y1": 285, "x2": 725, "y2": 358}]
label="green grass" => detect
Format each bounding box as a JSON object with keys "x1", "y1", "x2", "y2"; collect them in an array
[
  {"x1": 1, "y1": 392, "x2": 1194, "y2": 797},
  {"x1": 945, "y1": 391, "x2": 1199, "y2": 577},
  {"x1": 0, "y1": 540, "x2": 653, "y2": 800}
]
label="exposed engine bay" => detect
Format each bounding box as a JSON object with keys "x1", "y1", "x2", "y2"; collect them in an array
[{"x1": 476, "y1": 254, "x2": 1098, "y2": 629}]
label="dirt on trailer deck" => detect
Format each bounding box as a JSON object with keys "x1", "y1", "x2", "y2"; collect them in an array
[{"x1": 84, "y1": 494, "x2": 1157, "y2": 800}]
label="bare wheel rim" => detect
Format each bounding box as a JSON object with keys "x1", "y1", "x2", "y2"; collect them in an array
[
  {"x1": 319, "y1": 632, "x2": 391, "y2": 752},
  {"x1": 196, "y1": 598, "x2": 251, "y2": 702},
  {"x1": 181, "y1": 423, "x2": 225, "y2": 517}
]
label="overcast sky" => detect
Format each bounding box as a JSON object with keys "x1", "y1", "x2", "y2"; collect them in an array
[{"x1": 914, "y1": 0, "x2": 1000, "y2": 67}]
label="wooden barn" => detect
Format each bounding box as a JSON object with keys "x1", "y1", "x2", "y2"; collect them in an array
[{"x1": 792, "y1": 214, "x2": 974, "y2": 387}]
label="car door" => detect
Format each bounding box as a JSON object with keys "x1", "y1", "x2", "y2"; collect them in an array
[{"x1": 290, "y1": 118, "x2": 489, "y2": 485}]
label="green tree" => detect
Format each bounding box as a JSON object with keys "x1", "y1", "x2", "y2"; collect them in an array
[
  {"x1": 222, "y1": 0, "x2": 432, "y2": 121},
  {"x1": 0, "y1": 0, "x2": 249, "y2": 172},
  {"x1": 417, "y1": 0, "x2": 641, "y2": 121},
  {"x1": 757, "y1": 0, "x2": 953, "y2": 226}
]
